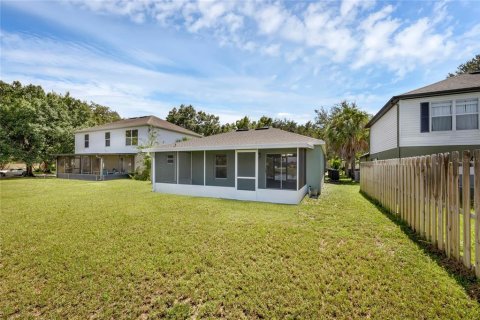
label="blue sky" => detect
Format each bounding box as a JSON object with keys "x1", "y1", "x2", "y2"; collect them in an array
[{"x1": 1, "y1": 0, "x2": 479, "y2": 123}]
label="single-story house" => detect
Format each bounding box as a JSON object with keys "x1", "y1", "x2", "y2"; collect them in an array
[
  {"x1": 56, "y1": 115, "x2": 202, "y2": 180},
  {"x1": 146, "y1": 127, "x2": 326, "y2": 204},
  {"x1": 365, "y1": 71, "x2": 480, "y2": 160}
]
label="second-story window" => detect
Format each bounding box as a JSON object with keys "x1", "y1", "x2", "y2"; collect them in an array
[
  {"x1": 431, "y1": 101, "x2": 452, "y2": 131},
  {"x1": 105, "y1": 132, "x2": 111, "y2": 147},
  {"x1": 456, "y1": 98, "x2": 479, "y2": 130},
  {"x1": 126, "y1": 129, "x2": 138, "y2": 146},
  {"x1": 84, "y1": 134, "x2": 89, "y2": 148}
]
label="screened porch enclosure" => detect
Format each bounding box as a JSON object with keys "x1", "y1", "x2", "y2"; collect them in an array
[
  {"x1": 154, "y1": 148, "x2": 307, "y2": 192},
  {"x1": 56, "y1": 154, "x2": 135, "y2": 180}
]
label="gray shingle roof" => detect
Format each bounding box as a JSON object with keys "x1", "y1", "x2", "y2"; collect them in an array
[
  {"x1": 75, "y1": 115, "x2": 203, "y2": 137},
  {"x1": 401, "y1": 72, "x2": 480, "y2": 96},
  {"x1": 366, "y1": 71, "x2": 480, "y2": 128},
  {"x1": 146, "y1": 127, "x2": 325, "y2": 152}
]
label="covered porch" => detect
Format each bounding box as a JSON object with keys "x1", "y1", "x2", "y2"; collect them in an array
[
  {"x1": 56, "y1": 154, "x2": 135, "y2": 181},
  {"x1": 153, "y1": 148, "x2": 309, "y2": 204}
]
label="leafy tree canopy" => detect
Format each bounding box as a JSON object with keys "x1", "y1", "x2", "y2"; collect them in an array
[
  {"x1": 0, "y1": 81, "x2": 120, "y2": 174},
  {"x1": 448, "y1": 54, "x2": 480, "y2": 77}
]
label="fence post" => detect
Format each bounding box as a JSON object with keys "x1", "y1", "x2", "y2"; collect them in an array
[
  {"x1": 463, "y1": 150, "x2": 471, "y2": 269},
  {"x1": 431, "y1": 154, "x2": 438, "y2": 245},
  {"x1": 420, "y1": 156, "x2": 425, "y2": 237},
  {"x1": 474, "y1": 150, "x2": 480, "y2": 278},
  {"x1": 438, "y1": 153, "x2": 445, "y2": 252}
]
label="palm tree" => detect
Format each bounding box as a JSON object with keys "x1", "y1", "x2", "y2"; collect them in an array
[{"x1": 326, "y1": 101, "x2": 370, "y2": 177}]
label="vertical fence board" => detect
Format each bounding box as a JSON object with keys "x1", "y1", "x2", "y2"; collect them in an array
[
  {"x1": 432, "y1": 154, "x2": 438, "y2": 245},
  {"x1": 359, "y1": 149, "x2": 479, "y2": 278},
  {"x1": 474, "y1": 150, "x2": 480, "y2": 278},
  {"x1": 438, "y1": 153, "x2": 445, "y2": 251},
  {"x1": 452, "y1": 151, "x2": 460, "y2": 260},
  {"x1": 463, "y1": 150, "x2": 471, "y2": 269}
]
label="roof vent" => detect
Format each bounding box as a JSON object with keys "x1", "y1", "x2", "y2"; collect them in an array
[
  {"x1": 255, "y1": 126, "x2": 270, "y2": 130},
  {"x1": 236, "y1": 128, "x2": 249, "y2": 132}
]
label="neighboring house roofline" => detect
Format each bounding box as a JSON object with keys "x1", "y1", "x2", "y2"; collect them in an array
[
  {"x1": 366, "y1": 72, "x2": 480, "y2": 128},
  {"x1": 75, "y1": 115, "x2": 203, "y2": 138}
]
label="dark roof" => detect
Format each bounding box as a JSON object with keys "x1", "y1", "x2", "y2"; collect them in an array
[
  {"x1": 366, "y1": 71, "x2": 480, "y2": 128},
  {"x1": 146, "y1": 127, "x2": 325, "y2": 152},
  {"x1": 75, "y1": 115, "x2": 203, "y2": 137}
]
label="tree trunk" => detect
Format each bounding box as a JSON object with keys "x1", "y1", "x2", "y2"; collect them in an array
[
  {"x1": 350, "y1": 157, "x2": 356, "y2": 179},
  {"x1": 42, "y1": 161, "x2": 52, "y2": 173},
  {"x1": 25, "y1": 165, "x2": 35, "y2": 177}
]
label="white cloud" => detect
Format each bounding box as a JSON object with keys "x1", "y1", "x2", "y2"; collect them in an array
[
  {"x1": 255, "y1": 5, "x2": 286, "y2": 35},
  {"x1": 1, "y1": 30, "x2": 322, "y2": 123},
  {"x1": 262, "y1": 43, "x2": 281, "y2": 57},
  {"x1": 62, "y1": 0, "x2": 475, "y2": 75}
]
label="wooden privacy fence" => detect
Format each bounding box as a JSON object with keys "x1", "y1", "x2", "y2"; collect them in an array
[{"x1": 360, "y1": 150, "x2": 480, "y2": 277}]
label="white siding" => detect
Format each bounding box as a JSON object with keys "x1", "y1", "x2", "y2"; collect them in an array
[
  {"x1": 399, "y1": 92, "x2": 480, "y2": 147},
  {"x1": 370, "y1": 104, "x2": 398, "y2": 154},
  {"x1": 75, "y1": 126, "x2": 198, "y2": 154}
]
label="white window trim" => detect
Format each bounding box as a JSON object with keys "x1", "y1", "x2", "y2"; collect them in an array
[
  {"x1": 105, "y1": 132, "x2": 110, "y2": 147},
  {"x1": 430, "y1": 100, "x2": 453, "y2": 132},
  {"x1": 455, "y1": 98, "x2": 479, "y2": 130},
  {"x1": 125, "y1": 129, "x2": 139, "y2": 146},
  {"x1": 428, "y1": 98, "x2": 480, "y2": 132}
]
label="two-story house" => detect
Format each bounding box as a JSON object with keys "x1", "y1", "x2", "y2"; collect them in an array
[
  {"x1": 56, "y1": 115, "x2": 202, "y2": 180},
  {"x1": 365, "y1": 71, "x2": 480, "y2": 160}
]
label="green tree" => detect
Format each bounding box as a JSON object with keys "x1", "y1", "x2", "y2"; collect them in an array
[
  {"x1": 0, "y1": 81, "x2": 122, "y2": 174},
  {"x1": 448, "y1": 54, "x2": 480, "y2": 77},
  {"x1": 325, "y1": 101, "x2": 370, "y2": 177},
  {"x1": 166, "y1": 104, "x2": 198, "y2": 132},
  {"x1": 0, "y1": 82, "x2": 48, "y2": 175},
  {"x1": 271, "y1": 118, "x2": 298, "y2": 132},
  {"x1": 196, "y1": 111, "x2": 221, "y2": 136},
  {"x1": 166, "y1": 104, "x2": 222, "y2": 136},
  {"x1": 235, "y1": 116, "x2": 252, "y2": 130},
  {"x1": 90, "y1": 103, "x2": 121, "y2": 125},
  {"x1": 255, "y1": 116, "x2": 273, "y2": 128}
]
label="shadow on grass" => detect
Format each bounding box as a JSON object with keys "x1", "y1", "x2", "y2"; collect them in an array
[{"x1": 360, "y1": 191, "x2": 480, "y2": 303}]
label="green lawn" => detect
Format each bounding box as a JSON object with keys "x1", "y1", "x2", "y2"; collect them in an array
[{"x1": 1, "y1": 179, "x2": 479, "y2": 319}]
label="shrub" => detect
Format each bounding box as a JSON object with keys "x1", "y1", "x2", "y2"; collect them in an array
[{"x1": 330, "y1": 158, "x2": 341, "y2": 170}]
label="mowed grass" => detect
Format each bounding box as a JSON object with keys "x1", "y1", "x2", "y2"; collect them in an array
[{"x1": 1, "y1": 179, "x2": 479, "y2": 319}]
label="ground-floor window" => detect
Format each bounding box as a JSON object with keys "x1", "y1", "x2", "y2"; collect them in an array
[
  {"x1": 266, "y1": 153, "x2": 297, "y2": 190},
  {"x1": 215, "y1": 154, "x2": 227, "y2": 179}
]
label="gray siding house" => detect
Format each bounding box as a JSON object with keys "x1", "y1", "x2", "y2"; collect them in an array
[
  {"x1": 366, "y1": 71, "x2": 480, "y2": 160},
  {"x1": 147, "y1": 127, "x2": 326, "y2": 204}
]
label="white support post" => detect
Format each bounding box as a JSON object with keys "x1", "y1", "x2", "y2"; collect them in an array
[
  {"x1": 151, "y1": 152, "x2": 155, "y2": 191},
  {"x1": 176, "y1": 151, "x2": 179, "y2": 184},
  {"x1": 235, "y1": 150, "x2": 238, "y2": 190},
  {"x1": 100, "y1": 157, "x2": 104, "y2": 181},
  {"x1": 297, "y1": 147, "x2": 299, "y2": 191},
  {"x1": 203, "y1": 150, "x2": 206, "y2": 186},
  {"x1": 255, "y1": 149, "x2": 259, "y2": 191}
]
